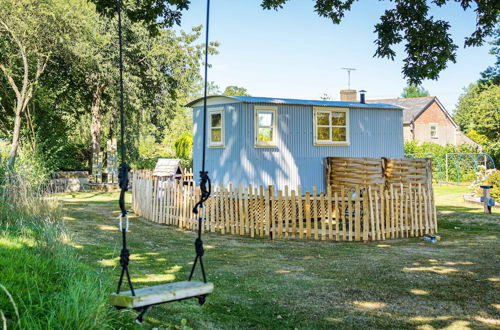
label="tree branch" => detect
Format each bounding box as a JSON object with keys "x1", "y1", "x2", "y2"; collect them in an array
[
  {"x1": 0, "y1": 19, "x2": 29, "y2": 104},
  {"x1": 0, "y1": 64, "x2": 21, "y2": 100}
]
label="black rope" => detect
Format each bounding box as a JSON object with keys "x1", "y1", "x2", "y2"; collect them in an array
[
  {"x1": 190, "y1": 0, "x2": 211, "y2": 283},
  {"x1": 115, "y1": 0, "x2": 134, "y2": 296}
]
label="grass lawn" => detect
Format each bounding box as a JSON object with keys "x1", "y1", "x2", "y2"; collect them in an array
[{"x1": 58, "y1": 185, "x2": 499, "y2": 329}]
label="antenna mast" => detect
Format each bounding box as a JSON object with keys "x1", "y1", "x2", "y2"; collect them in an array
[{"x1": 341, "y1": 67, "x2": 356, "y2": 89}]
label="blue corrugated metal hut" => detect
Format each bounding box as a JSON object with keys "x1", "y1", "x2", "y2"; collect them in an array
[{"x1": 187, "y1": 95, "x2": 403, "y2": 192}]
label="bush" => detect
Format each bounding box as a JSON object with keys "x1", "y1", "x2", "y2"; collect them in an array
[
  {"x1": 174, "y1": 134, "x2": 193, "y2": 160},
  {"x1": 483, "y1": 170, "x2": 500, "y2": 199},
  {"x1": 404, "y1": 141, "x2": 483, "y2": 182}
]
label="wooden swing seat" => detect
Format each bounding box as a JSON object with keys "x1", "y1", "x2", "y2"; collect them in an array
[{"x1": 109, "y1": 281, "x2": 214, "y2": 309}]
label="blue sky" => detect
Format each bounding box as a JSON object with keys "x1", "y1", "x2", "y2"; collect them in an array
[{"x1": 179, "y1": 1, "x2": 495, "y2": 112}]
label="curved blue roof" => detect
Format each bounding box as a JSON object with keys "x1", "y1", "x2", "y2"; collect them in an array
[{"x1": 186, "y1": 95, "x2": 402, "y2": 110}]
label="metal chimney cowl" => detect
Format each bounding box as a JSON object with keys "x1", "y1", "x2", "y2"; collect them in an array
[{"x1": 359, "y1": 90, "x2": 366, "y2": 104}]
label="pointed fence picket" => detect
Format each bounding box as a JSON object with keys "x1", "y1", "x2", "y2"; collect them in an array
[{"x1": 131, "y1": 171, "x2": 437, "y2": 242}]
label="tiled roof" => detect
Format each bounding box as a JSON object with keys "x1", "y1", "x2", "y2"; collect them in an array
[{"x1": 367, "y1": 96, "x2": 436, "y2": 123}]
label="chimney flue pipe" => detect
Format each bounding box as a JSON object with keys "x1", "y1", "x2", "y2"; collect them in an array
[{"x1": 359, "y1": 90, "x2": 366, "y2": 104}]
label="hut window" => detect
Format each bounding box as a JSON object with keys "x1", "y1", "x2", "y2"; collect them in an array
[
  {"x1": 208, "y1": 108, "x2": 224, "y2": 147},
  {"x1": 254, "y1": 106, "x2": 278, "y2": 147},
  {"x1": 313, "y1": 107, "x2": 349, "y2": 145}
]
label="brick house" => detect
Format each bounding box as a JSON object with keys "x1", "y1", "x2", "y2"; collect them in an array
[{"x1": 367, "y1": 96, "x2": 479, "y2": 147}]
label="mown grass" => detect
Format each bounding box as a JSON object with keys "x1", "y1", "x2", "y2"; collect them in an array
[
  {"x1": 0, "y1": 185, "x2": 132, "y2": 329},
  {"x1": 58, "y1": 185, "x2": 500, "y2": 329}
]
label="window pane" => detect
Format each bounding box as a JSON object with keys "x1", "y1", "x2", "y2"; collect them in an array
[
  {"x1": 211, "y1": 113, "x2": 222, "y2": 127},
  {"x1": 332, "y1": 127, "x2": 347, "y2": 142},
  {"x1": 331, "y1": 112, "x2": 346, "y2": 125},
  {"x1": 258, "y1": 112, "x2": 273, "y2": 127},
  {"x1": 317, "y1": 127, "x2": 330, "y2": 140},
  {"x1": 258, "y1": 127, "x2": 273, "y2": 142},
  {"x1": 317, "y1": 113, "x2": 329, "y2": 125},
  {"x1": 211, "y1": 128, "x2": 222, "y2": 142}
]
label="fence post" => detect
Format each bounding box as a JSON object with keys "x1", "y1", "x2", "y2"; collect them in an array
[
  {"x1": 312, "y1": 186, "x2": 319, "y2": 240},
  {"x1": 267, "y1": 186, "x2": 274, "y2": 239},
  {"x1": 355, "y1": 185, "x2": 361, "y2": 241},
  {"x1": 305, "y1": 191, "x2": 311, "y2": 240},
  {"x1": 297, "y1": 186, "x2": 303, "y2": 240}
]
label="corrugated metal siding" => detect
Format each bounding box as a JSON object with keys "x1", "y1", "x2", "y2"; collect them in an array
[{"x1": 193, "y1": 103, "x2": 403, "y2": 192}]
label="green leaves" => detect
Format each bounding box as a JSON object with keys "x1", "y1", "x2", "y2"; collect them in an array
[
  {"x1": 454, "y1": 82, "x2": 500, "y2": 165},
  {"x1": 401, "y1": 84, "x2": 430, "y2": 98},
  {"x1": 223, "y1": 86, "x2": 251, "y2": 96}
]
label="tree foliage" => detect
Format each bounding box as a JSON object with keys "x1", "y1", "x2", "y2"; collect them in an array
[
  {"x1": 0, "y1": 0, "x2": 213, "y2": 172},
  {"x1": 174, "y1": 134, "x2": 193, "y2": 160},
  {"x1": 480, "y1": 24, "x2": 500, "y2": 85},
  {"x1": 223, "y1": 86, "x2": 251, "y2": 96},
  {"x1": 454, "y1": 83, "x2": 500, "y2": 164},
  {"x1": 91, "y1": 0, "x2": 499, "y2": 84},
  {"x1": 401, "y1": 84, "x2": 430, "y2": 98}
]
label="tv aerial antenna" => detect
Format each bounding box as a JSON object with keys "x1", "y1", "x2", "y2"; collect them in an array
[{"x1": 341, "y1": 67, "x2": 356, "y2": 89}]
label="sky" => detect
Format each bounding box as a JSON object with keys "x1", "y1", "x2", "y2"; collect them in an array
[{"x1": 178, "y1": 1, "x2": 496, "y2": 112}]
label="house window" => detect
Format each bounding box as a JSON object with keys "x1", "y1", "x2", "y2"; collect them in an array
[
  {"x1": 208, "y1": 108, "x2": 224, "y2": 147},
  {"x1": 430, "y1": 123, "x2": 438, "y2": 139},
  {"x1": 254, "y1": 106, "x2": 278, "y2": 147},
  {"x1": 313, "y1": 107, "x2": 349, "y2": 145}
]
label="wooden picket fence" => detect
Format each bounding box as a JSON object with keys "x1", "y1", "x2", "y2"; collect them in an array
[{"x1": 131, "y1": 171, "x2": 438, "y2": 242}]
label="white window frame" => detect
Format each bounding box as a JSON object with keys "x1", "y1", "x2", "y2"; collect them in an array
[
  {"x1": 208, "y1": 108, "x2": 224, "y2": 148},
  {"x1": 430, "y1": 123, "x2": 438, "y2": 139},
  {"x1": 254, "y1": 106, "x2": 278, "y2": 148},
  {"x1": 313, "y1": 107, "x2": 350, "y2": 146}
]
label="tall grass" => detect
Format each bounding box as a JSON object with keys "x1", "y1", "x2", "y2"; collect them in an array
[{"x1": 0, "y1": 173, "x2": 133, "y2": 329}]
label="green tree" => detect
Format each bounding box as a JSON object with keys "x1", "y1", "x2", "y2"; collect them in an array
[
  {"x1": 0, "y1": 0, "x2": 84, "y2": 167},
  {"x1": 174, "y1": 134, "x2": 193, "y2": 160},
  {"x1": 92, "y1": 0, "x2": 499, "y2": 84},
  {"x1": 0, "y1": 0, "x2": 215, "y2": 172},
  {"x1": 401, "y1": 84, "x2": 430, "y2": 98},
  {"x1": 223, "y1": 86, "x2": 251, "y2": 96},
  {"x1": 480, "y1": 24, "x2": 499, "y2": 85},
  {"x1": 454, "y1": 83, "x2": 500, "y2": 164}
]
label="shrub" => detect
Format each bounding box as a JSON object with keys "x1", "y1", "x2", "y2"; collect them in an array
[
  {"x1": 404, "y1": 140, "x2": 484, "y2": 182},
  {"x1": 483, "y1": 170, "x2": 500, "y2": 199},
  {"x1": 174, "y1": 134, "x2": 193, "y2": 160}
]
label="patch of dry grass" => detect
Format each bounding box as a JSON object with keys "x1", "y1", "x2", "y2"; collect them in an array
[{"x1": 57, "y1": 188, "x2": 500, "y2": 329}]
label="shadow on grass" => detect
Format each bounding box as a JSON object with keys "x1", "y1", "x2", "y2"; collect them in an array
[{"x1": 59, "y1": 192, "x2": 500, "y2": 329}]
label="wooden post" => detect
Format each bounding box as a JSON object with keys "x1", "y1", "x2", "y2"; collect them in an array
[
  {"x1": 368, "y1": 187, "x2": 375, "y2": 240},
  {"x1": 341, "y1": 186, "x2": 346, "y2": 241},
  {"x1": 320, "y1": 191, "x2": 327, "y2": 240},
  {"x1": 284, "y1": 186, "x2": 289, "y2": 238},
  {"x1": 267, "y1": 186, "x2": 274, "y2": 239},
  {"x1": 312, "y1": 186, "x2": 319, "y2": 240},
  {"x1": 390, "y1": 185, "x2": 395, "y2": 239},
  {"x1": 277, "y1": 190, "x2": 284, "y2": 239},
  {"x1": 334, "y1": 192, "x2": 340, "y2": 241},
  {"x1": 327, "y1": 187, "x2": 333, "y2": 241},
  {"x1": 399, "y1": 184, "x2": 404, "y2": 238},
  {"x1": 354, "y1": 185, "x2": 361, "y2": 241},
  {"x1": 290, "y1": 190, "x2": 297, "y2": 239},
  {"x1": 238, "y1": 184, "x2": 244, "y2": 235},
  {"x1": 305, "y1": 192, "x2": 312, "y2": 240},
  {"x1": 347, "y1": 190, "x2": 353, "y2": 241},
  {"x1": 363, "y1": 187, "x2": 369, "y2": 241},
  {"x1": 297, "y1": 186, "x2": 304, "y2": 239}
]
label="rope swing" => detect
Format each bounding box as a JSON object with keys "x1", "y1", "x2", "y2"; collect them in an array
[{"x1": 109, "y1": 0, "x2": 214, "y2": 324}]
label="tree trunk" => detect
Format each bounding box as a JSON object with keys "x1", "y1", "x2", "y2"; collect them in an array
[
  {"x1": 90, "y1": 85, "x2": 103, "y2": 170},
  {"x1": 7, "y1": 103, "x2": 23, "y2": 168}
]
